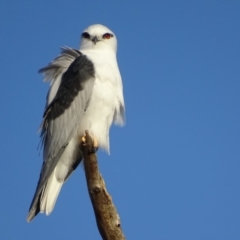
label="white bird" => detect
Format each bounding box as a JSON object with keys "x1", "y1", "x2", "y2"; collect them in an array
[{"x1": 27, "y1": 24, "x2": 125, "y2": 222}]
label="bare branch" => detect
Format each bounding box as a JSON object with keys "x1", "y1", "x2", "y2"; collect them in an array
[{"x1": 81, "y1": 131, "x2": 125, "y2": 240}]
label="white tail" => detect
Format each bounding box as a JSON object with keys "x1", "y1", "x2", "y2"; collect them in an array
[{"x1": 40, "y1": 168, "x2": 64, "y2": 215}]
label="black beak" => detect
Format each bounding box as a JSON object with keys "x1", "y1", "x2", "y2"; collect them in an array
[{"x1": 92, "y1": 36, "x2": 99, "y2": 45}]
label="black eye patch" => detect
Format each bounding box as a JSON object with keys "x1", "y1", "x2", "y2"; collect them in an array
[{"x1": 82, "y1": 32, "x2": 90, "y2": 39}]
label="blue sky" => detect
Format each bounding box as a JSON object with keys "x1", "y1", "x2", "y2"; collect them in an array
[{"x1": 0, "y1": 1, "x2": 239, "y2": 239}]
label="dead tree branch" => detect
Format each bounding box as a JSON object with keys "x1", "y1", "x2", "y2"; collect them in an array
[{"x1": 81, "y1": 130, "x2": 125, "y2": 240}]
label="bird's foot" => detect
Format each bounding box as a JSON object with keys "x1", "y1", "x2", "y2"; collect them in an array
[
  {"x1": 89, "y1": 135, "x2": 98, "y2": 153},
  {"x1": 81, "y1": 132, "x2": 98, "y2": 154},
  {"x1": 81, "y1": 135, "x2": 87, "y2": 144}
]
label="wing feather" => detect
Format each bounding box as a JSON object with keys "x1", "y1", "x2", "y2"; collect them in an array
[{"x1": 27, "y1": 49, "x2": 95, "y2": 221}]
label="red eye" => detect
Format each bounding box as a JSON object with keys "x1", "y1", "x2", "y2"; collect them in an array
[{"x1": 103, "y1": 33, "x2": 112, "y2": 39}]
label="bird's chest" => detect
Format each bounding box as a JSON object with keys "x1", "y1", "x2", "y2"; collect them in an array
[
  {"x1": 80, "y1": 51, "x2": 121, "y2": 125},
  {"x1": 91, "y1": 63, "x2": 119, "y2": 107},
  {"x1": 78, "y1": 65, "x2": 117, "y2": 145}
]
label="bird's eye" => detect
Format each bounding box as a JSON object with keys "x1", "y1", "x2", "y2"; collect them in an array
[
  {"x1": 82, "y1": 32, "x2": 90, "y2": 39},
  {"x1": 103, "y1": 33, "x2": 113, "y2": 39}
]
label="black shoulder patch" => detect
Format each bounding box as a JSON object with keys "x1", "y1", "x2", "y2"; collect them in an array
[{"x1": 43, "y1": 54, "x2": 94, "y2": 121}]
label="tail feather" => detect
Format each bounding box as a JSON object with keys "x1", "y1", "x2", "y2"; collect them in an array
[
  {"x1": 27, "y1": 136, "x2": 82, "y2": 222},
  {"x1": 40, "y1": 168, "x2": 64, "y2": 215},
  {"x1": 26, "y1": 168, "x2": 64, "y2": 222}
]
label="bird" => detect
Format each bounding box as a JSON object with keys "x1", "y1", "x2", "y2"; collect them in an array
[{"x1": 27, "y1": 24, "x2": 125, "y2": 222}]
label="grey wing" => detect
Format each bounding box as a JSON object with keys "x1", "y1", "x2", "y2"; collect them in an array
[{"x1": 27, "y1": 50, "x2": 95, "y2": 220}]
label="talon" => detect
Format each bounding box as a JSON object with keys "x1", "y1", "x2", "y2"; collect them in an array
[
  {"x1": 81, "y1": 132, "x2": 99, "y2": 153},
  {"x1": 81, "y1": 134, "x2": 86, "y2": 144},
  {"x1": 88, "y1": 136, "x2": 98, "y2": 153}
]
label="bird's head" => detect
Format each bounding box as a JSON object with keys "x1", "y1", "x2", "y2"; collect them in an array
[{"x1": 80, "y1": 24, "x2": 117, "y2": 52}]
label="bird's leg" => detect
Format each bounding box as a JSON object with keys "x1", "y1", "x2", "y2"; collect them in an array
[{"x1": 81, "y1": 131, "x2": 98, "y2": 154}]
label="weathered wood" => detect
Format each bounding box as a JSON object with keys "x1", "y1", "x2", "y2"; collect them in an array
[{"x1": 81, "y1": 131, "x2": 125, "y2": 240}]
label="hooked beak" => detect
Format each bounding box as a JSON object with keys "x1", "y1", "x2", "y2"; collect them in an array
[{"x1": 92, "y1": 36, "x2": 99, "y2": 45}]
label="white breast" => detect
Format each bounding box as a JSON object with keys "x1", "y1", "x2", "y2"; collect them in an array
[{"x1": 78, "y1": 49, "x2": 124, "y2": 152}]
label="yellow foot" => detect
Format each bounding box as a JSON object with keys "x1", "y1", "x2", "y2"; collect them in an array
[
  {"x1": 81, "y1": 132, "x2": 99, "y2": 153},
  {"x1": 81, "y1": 135, "x2": 87, "y2": 144}
]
